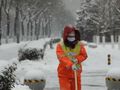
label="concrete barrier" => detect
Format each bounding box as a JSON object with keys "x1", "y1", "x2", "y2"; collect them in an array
[
  {"x1": 106, "y1": 77, "x2": 120, "y2": 90},
  {"x1": 106, "y1": 68, "x2": 120, "y2": 90},
  {"x1": 24, "y1": 79, "x2": 46, "y2": 90},
  {"x1": 24, "y1": 70, "x2": 46, "y2": 90}
]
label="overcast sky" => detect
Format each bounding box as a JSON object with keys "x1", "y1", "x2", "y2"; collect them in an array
[{"x1": 63, "y1": 0, "x2": 81, "y2": 17}]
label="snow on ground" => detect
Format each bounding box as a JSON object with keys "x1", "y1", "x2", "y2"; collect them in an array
[
  {"x1": 25, "y1": 38, "x2": 50, "y2": 49},
  {"x1": 24, "y1": 69, "x2": 45, "y2": 80},
  {"x1": 0, "y1": 38, "x2": 50, "y2": 60},
  {"x1": 11, "y1": 84, "x2": 31, "y2": 90},
  {"x1": 84, "y1": 44, "x2": 120, "y2": 71},
  {"x1": 106, "y1": 68, "x2": 120, "y2": 79},
  {"x1": 0, "y1": 39, "x2": 120, "y2": 90},
  {"x1": 15, "y1": 60, "x2": 47, "y2": 84}
]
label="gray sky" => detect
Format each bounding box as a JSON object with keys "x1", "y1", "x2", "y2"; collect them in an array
[{"x1": 63, "y1": 0, "x2": 81, "y2": 17}]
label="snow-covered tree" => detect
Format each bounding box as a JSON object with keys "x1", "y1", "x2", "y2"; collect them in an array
[
  {"x1": 76, "y1": 0, "x2": 120, "y2": 44},
  {"x1": 0, "y1": 0, "x2": 74, "y2": 44},
  {"x1": 76, "y1": 0, "x2": 99, "y2": 41}
]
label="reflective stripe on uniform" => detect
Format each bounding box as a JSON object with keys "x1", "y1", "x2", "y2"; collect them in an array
[{"x1": 60, "y1": 41, "x2": 81, "y2": 58}]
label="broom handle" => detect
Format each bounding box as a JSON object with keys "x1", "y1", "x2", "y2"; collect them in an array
[{"x1": 74, "y1": 70, "x2": 78, "y2": 90}]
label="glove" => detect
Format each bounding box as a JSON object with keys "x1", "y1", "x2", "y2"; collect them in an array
[
  {"x1": 71, "y1": 58, "x2": 78, "y2": 64},
  {"x1": 72, "y1": 64, "x2": 80, "y2": 70},
  {"x1": 67, "y1": 52, "x2": 78, "y2": 63}
]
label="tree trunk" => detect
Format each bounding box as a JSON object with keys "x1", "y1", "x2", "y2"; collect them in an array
[
  {"x1": 114, "y1": 34, "x2": 118, "y2": 43},
  {"x1": 14, "y1": 6, "x2": 20, "y2": 43},
  {"x1": 6, "y1": 13, "x2": 10, "y2": 43},
  {"x1": 37, "y1": 19, "x2": 40, "y2": 39},
  {"x1": 0, "y1": 0, "x2": 3, "y2": 45},
  {"x1": 21, "y1": 21, "x2": 24, "y2": 40},
  {"x1": 45, "y1": 23, "x2": 48, "y2": 37},
  {"x1": 0, "y1": 6, "x2": 2, "y2": 45},
  {"x1": 30, "y1": 21, "x2": 33, "y2": 41},
  {"x1": 44, "y1": 18, "x2": 48, "y2": 37},
  {"x1": 35, "y1": 21, "x2": 39, "y2": 40},
  {"x1": 48, "y1": 18, "x2": 51, "y2": 37},
  {"x1": 42, "y1": 21, "x2": 44, "y2": 38},
  {"x1": 27, "y1": 22, "x2": 30, "y2": 40},
  {"x1": 118, "y1": 35, "x2": 120, "y2": 49}
]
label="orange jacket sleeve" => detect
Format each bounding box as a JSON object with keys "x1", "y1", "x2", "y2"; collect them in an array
[
  {"x1": 75, "y1": 45, "x2": 87, "y2": 63},
  {"x1": 56, "y1": 43, "x2": 73, "y2": 68}
]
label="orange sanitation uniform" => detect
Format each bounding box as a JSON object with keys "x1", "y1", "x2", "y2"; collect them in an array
[
  {"x1": 56, "y1": 42, "x2": 87, "y2": 90},
  {"x1": 56, "y1": 25, "x2": 87, "y2": 90}
]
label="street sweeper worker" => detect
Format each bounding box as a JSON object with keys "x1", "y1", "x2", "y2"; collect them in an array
[{"x1": 56, "y1": 25, "x2": 87, "y2": 90}]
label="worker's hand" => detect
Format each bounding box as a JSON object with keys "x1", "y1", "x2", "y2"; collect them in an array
[
  {"x1": 72, "y1": 64, "x2": 80, "y2": 70},
  {"x1": 71, "y1": 58, "x2": 78, "y2": 64}
]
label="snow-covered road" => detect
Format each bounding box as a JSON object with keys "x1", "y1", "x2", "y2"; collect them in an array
[
  {"x1": 82, "y1": 71, "x2": 107, "y2": 90},
  {"x1": 43, "y1": 43, "x2": 120, "y2": 90},
  {"x1": 44, "y1": 67, "x2": 108, "y2": 90},
  {"x1": 44, "y1": 68, "x2": 108, "y2": 90},
  {"x1": 43, "y1": 44, "x2": 109, "y2": 90}
]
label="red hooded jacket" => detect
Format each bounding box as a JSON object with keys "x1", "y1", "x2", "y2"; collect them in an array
[{"x1": 56, "y1": 25, "x2": 87, "y2": 78}]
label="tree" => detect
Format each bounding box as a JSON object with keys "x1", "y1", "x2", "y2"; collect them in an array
[
  {"x1": 76, "y1": 0, "x2": 120, "y2": 43},
  {"x1": 76, "y1": 0, "x2": 99, "y2": 41},
  {"x1": 2, "y1": 0, "x2": 13, "y2": 43},
  {"x1": 0, "y1": 0, "x2": 3, "y2": 45},
  {"x1": 0, "y1": 0, "x2": 74, "y2": 44}
]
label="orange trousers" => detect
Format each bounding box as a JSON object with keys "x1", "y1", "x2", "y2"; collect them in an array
[{"x1": 59, "y1": 77, "x2": 81, "y2": 90}]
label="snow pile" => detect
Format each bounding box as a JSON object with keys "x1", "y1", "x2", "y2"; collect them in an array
[
  {"x1": 15, "y1": 60, "x2": 46, "y2": 84},
  {"x1": 25, "y1": 38, "x2": 50, "y2": 49},
  {"x1": 0, "y1": 43, "x2": 18, "y2": 49},
  {"x1": 12, "y1": 85, "x2": 31, "y2": 90},
  {"x1": 18, "y1": 38, "x2": 51, "y2": 61},
  {"x1": 106, "y1": 68, "x2": 120, "y2": 79},
  {"x1": 0, "y1": 60, "x2": 8, "y2": 71},
  {"x1": 0, "y1": 58, "x2": 18, "y2": 73},
  {"x1": 76, "y1": 9, "x2": 82, "y2": 14},
  {"x1": 24, "y1": 70, "x2": 45, "y2": 80}
]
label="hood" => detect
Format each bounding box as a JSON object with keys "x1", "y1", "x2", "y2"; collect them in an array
[{"x1": 63, "y1": 25, "x2": 80, "y2": 41}]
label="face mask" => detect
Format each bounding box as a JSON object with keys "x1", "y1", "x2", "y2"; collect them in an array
[{"x1": 67, "y1": 37, "x2": 75, "y2": 42}]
